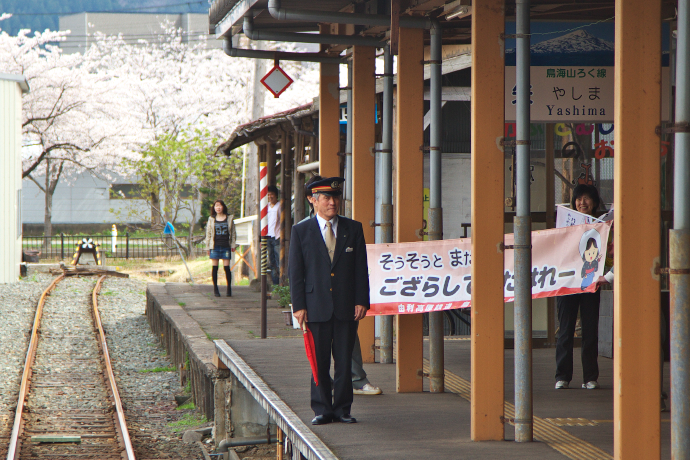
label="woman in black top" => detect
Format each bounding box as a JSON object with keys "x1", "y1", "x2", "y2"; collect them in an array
[{"x1": 204, "y1": 200, "x2": 236, "y2": 297}]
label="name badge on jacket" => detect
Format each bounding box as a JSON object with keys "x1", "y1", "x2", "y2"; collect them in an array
[{"x1": 346, "y1": 247, "x2": 354, "y2": 252}]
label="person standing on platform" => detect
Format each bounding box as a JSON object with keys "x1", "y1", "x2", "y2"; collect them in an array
[
  {"x1": 300, "y1": 175, "x2": 382, "y2": 396},
  {"x1": 205, "y1": 199, "x2": 236, "y2": 297},
  {"x1": 289, "y1": 177, "x2": 370, "y2": 425},
  {"x1": 555, "y1": 184, "x2": 605, "y2": 390},
  {"x1": 266, "y1": 185, "x2": 281, "y2": 286}
]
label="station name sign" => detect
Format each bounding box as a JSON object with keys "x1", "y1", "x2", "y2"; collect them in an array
[{"x1": 505, "y1": 66, "x2": 670, "y2": 123}]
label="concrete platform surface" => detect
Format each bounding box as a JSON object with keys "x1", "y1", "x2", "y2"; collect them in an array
[{"x1": 151, "y1": 282, "x2": 673, "y2": 460}]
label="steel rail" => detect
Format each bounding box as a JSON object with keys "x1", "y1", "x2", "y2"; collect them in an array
[
  {"x1": 6, "y1": 274, "x2": 64, "y2": 460},
  {"x1": 92, "y1": 275, "x2": 136, "y2": 459},
  {"x1": 7, "y1": 274, "x2": 136, "y2": 460}
]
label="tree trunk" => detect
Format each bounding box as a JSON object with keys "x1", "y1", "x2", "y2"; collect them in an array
[
  {"x1": 42, "y1": 159, "x2": 64, "y2": 257},
  {"x1": 43, "y1": 162, "x2": 53, "y2": 255},
  {"x1": 43, "y1": 158, "x2": 53, "y2": 239},
  {"x1": 150, "y1": 190, "x2": 162, "y2": 228}
]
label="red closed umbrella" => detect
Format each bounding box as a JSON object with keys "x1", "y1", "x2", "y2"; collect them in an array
[{"x1": 302, "y1": 323, "x2": 319, "y2": 386}]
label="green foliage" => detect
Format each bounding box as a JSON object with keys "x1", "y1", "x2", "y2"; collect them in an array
[
  {"x1": 138, "y1": 366, "x2": 176, "y2": 373},
  {"x1": 168, "y1": 412, "x2": 207, "y2": 431},
  {"x1": 198, "y1": 146, "x2": 244, "y2": 230},
  {"x1": 122, "y1": 127, "x2": 223, "y2": 226},
  {"x1": 177, "y1": 400, "x2": 195, "y2": 410},
  {"x1": 272, "y1": 282, "x2": 291, "y2": 308}
]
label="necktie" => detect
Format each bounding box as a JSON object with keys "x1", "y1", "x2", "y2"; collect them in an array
[{"x1": 325, "y1": 221, "x2": 336, "y2": 262}]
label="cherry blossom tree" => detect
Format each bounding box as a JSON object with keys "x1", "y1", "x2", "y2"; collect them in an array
[
  {"x1": 0, "y1": 14, "x2": 320, "y2": 240},
  {"x1": 0, "y1": 20, "x2": 122, "y2": 239}
]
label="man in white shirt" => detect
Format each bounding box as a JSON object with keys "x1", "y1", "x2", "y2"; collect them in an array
[{"x1": 266, "y1": 185, "x2": 281, "y2": 285}]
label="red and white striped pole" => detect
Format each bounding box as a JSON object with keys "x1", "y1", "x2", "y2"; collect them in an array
[{"x1": 259, "y1": 162, "x2": 268, "y2": 338}]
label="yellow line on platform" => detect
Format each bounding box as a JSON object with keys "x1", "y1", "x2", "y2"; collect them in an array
[{"x1": 422, "y1": 359, "x2": 613, "y2": 460}]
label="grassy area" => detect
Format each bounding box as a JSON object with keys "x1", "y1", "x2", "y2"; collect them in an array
[
  {"x1": 177, "y1": 400, "x2": 195, "y2": 410},
  {"x1": 168, "y1": 412, "x2": 208, "y2": 432},
  {"x1": 138, "y1": 366, "x2": 177, "y2": 373}
]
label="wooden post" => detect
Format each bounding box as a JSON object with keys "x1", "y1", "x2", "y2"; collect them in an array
[
  {"x1": 266, "y1": 142, "x2": 276, "y2": 187},
  {"x1": 319, "y1": 26, "x2": 340, "y2": 178},
  {"x1": 470, "y1": 0, "x2": 505, "y2": 440},
  {"x1": 613, "y1": 1, "x2": 661, "y2": 458},
  {"x1": 294, "y1": 134, "x2": 306, "y2": 223},
  {"x1": 280, "y1": 132, "x2": 293, "y2": 285},
  {"x1": 395, "y1": 27, "x2": 424, "y2": 393},
  {"x1": 352, "y1": 45, "x2": 377, "y2": 363}
]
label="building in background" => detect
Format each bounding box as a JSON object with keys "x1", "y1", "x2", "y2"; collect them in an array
[
  {"x1": 59, "y1": 13, "x2": 221, "y2": 54},
  {"x1": 0, "y1": 74, "x2": 29, "y2": 282}
]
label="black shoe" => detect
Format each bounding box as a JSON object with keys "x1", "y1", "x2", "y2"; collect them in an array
[
  {"x1": 213, "y1": 288, "x2": 221, "y2": 297},
  {"x1": 311, "y1": 415, "x2": 332, "y2": 425},
  {"x1": 335, "y1": 414, "x2": 357, "y2": 424}
]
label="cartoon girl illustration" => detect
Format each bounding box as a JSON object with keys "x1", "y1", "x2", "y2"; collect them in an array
[{"x1": 579, "y1": 228, "x2": 603, "y2": 290}]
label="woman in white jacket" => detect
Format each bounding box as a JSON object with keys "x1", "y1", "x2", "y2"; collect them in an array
[{"x1": 205, "y1": 200, "x2": 236, "y2": 297}]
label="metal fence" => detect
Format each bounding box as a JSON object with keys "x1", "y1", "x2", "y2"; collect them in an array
[{"x1": 22, "y1": 234, "x2": 207, "y2": 260}]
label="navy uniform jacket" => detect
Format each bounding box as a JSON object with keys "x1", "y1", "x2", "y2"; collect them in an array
[{"x1": 289, "y1": 215, "x2": 370, "y2": 322}]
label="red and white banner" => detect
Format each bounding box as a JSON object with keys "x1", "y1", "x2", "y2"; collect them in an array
[
  {"x1": 259, "y1": 162, "x2": 268, "y2": 237},
  {"x1": 365, "y1": 222, "x2": 612, "y2": 316}
]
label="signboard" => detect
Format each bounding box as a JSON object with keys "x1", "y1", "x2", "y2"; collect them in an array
[
  {"x1": 505, "y1": 67, "x2": 670, "y2": 122},
  {"x1": 503, "y1": 22, "x2": 671, "y2": 122},
  {"x1": 365, "y1": 222, "x2": 612, "y2": 316},
  {"x1": 555, "y1": 205, "x2": 613, "y2": 228},
  {"x1": 261, "y1": 65, "x2": 293, "y2": 98}
]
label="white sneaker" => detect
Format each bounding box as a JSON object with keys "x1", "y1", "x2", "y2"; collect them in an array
[
  {"x1": 555, "y1": 380, "x2": 569, "y2": 389},
  {"x1": 353, "y1": 383, "x2": 382, "y2": 395},
  {"x1": 582, "y1": 381, "x2": 600, "y2": 389}
]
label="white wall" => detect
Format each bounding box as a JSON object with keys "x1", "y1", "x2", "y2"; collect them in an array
[
  {"x1": 0, "y1": 75, "x2": 27, "y2": 283},
  {"x1": 423, "y1": 153, "x2": 472, "y2": 240}
]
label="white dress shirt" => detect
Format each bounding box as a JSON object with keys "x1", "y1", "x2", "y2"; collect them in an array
[
  {"x1": 267, "y1": 202, "x2": 280, "y2": 238},
  {"x1": 315, "y1": 213, "x2": 338, "y2": 243}
]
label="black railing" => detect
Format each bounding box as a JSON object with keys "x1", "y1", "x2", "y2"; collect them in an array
[{"x1": 22, "y1": 233, "x2": 207, "y2": 260}]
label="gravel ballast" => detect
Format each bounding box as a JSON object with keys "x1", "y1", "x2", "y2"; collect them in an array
[{"x1": 0, "y1": 274, "x2": 209, "y2": 459}]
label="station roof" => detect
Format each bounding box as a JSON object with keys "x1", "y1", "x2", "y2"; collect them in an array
[
  {"x1": 209, "y1": 1, "x2": 681, "y2": 48},
  {"x1": 216, "y1": 102, "x2": 317, "y2": 154}
]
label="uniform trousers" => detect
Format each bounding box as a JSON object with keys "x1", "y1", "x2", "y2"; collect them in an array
[
  {"x1": 309, "y1": 315, "x2": 358, "y2": 418},
  {"x1": 555, "y1": 291, "x2": 600, "y2": 384}
]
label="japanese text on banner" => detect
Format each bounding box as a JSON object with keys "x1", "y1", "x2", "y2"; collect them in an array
[{"x1": 366, "y1": 222, "x2": 612, "y2": 316}]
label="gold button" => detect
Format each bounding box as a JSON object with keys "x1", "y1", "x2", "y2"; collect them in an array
[
  {"x1": 330, "y1": 288, "x2": 332, "y2": 291},
  {"x1": 331, "y1": 273, "x2": 334, "y2": 277}
]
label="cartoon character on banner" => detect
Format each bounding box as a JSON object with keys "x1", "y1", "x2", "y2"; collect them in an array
[
  {"x1": 579, "y1": 228, "x2": 603, "y2": 290},
  {"x1": 576, "y1": 163, "x2": 595, "y2": 186}
]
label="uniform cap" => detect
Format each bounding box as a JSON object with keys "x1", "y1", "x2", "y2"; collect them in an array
[{"x1": 307, "y1": 177, "x2": 345, "y2": 196}]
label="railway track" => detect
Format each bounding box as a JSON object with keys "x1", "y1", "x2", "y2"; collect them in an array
[{"x1": 4, "y1": 274, "x2": 135, "y2": 460}]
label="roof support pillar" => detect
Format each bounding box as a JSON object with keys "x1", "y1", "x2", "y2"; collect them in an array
[
  {"x1": 671, "y1": 1, "x2": 690, "y2": 458},
  {"x1": 318, "y1": 27, "x2": 340, "y2": 178},
  {"x1": 395, "y1": 27, "x2": 424, "y2": 393},
  {"x1": 352, "y1": 45, "x2": 377, "y2": 363},
  {"x1": 614, "y1": 0, "x2": 662, "y2": 458},
  {"x1": 470, "y1": 0, "x2": 506, "y2": 440}
]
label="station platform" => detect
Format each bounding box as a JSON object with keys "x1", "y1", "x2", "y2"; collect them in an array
[{"x1": 148, "y1": 282, "x2": 672, "y2": 460}]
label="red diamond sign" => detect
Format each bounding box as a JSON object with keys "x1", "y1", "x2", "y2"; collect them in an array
[{"x1": 261, "y1": 65, "x2": 294, "y2": 98}]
